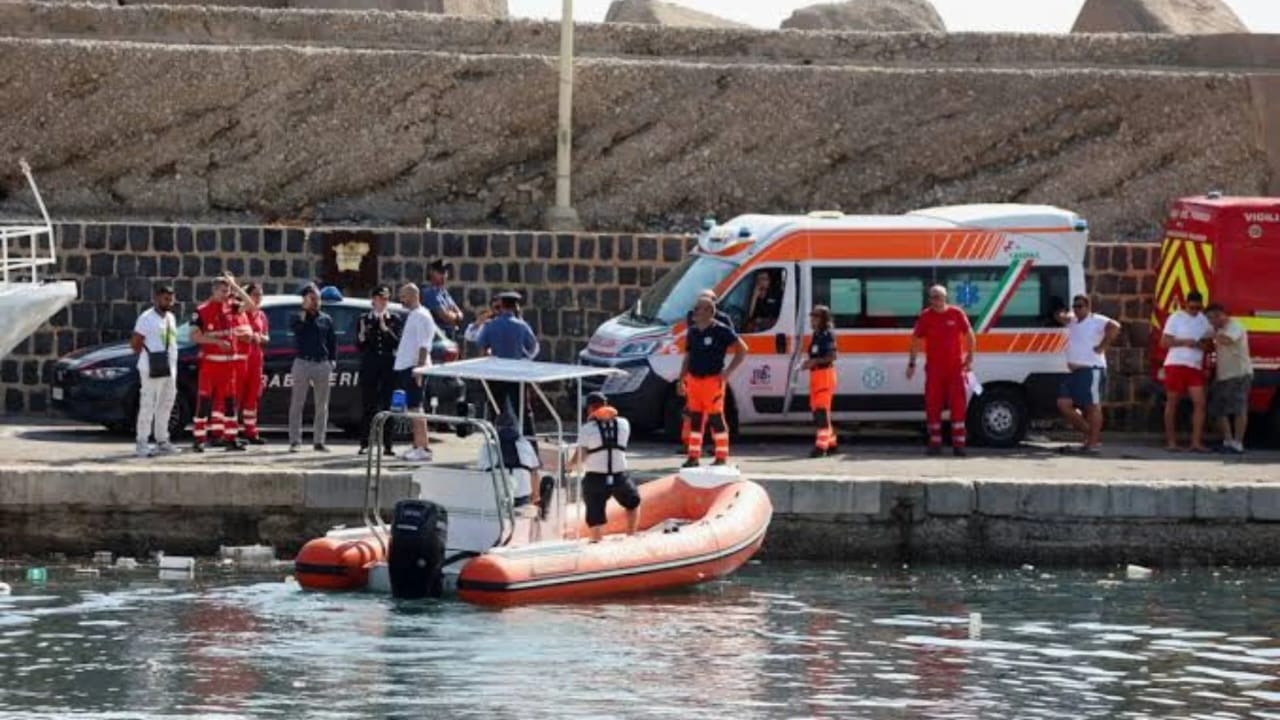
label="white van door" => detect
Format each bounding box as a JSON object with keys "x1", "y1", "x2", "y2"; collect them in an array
[
  {"x1": 808, "y1": 265, "x2": 935, "y2": 421},
  {"x1": 718, "y1": 264, "x2": 796, "y2": 426}
]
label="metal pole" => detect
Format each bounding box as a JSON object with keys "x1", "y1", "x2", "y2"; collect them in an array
[{"x1": 546, "y1": 0, "x2": 582, "y2": 231}]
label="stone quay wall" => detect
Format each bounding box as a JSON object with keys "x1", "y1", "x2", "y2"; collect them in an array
[
  {"x1": 0, "y1": 221, "x2": 1158, "y2": 430},
  {"x1": 1, "y1": 4, "x2": 1278, "y2": 239}
]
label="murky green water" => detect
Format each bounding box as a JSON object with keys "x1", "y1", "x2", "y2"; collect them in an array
[{"x1": 1, "y1": 563, "x2": 1279, "y2": 719}]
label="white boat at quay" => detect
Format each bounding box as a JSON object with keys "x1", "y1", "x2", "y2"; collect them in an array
[{"x1": 0, "y1": 161, "x2": 78, "y2": 360}]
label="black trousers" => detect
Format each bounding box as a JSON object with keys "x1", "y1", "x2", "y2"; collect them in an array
[
  {"x1": 359, "y1": 356, "x2": 396, "y2": 450},
  {"x1": 490, "y1": 380, "x2": 535, "y2": 436}
]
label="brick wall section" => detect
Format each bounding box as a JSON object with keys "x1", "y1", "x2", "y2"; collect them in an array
[{"x1": 2, "y1": 222, "x2": 1160, "y2": 430}]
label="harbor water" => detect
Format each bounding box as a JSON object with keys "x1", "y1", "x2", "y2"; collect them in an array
[{"x1": 1, "y1": 563, "x2": 1279, "y2": 718}]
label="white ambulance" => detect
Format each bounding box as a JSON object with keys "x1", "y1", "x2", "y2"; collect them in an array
[{"x1": 579, "y1": 205, "x2": 1089, "y2": 446}]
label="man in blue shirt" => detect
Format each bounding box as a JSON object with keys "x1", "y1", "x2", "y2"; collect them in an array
[
  {"x1": 476, "y1": 291, "x2": 540, "y2": 434},
  {"x1": 680, "y1": 297, "x2": 748, "y2": 467},
  {"x1": 288, "y1": 283, "x2": 338, "y2": 453},
  {"x1": 422, "y1": 259, "x2": 463, "y2": 341}
]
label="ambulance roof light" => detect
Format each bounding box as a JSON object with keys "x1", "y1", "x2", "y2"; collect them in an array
[
  {"x1": 1073, "y1": 218, "x2": 1088, "y2": 232},
  {"x1": 807, "y1": 211, "x2": 844, "y2": 219},
  {"x1": 320, "y1": 286, "x2": 344, "y2": 302},
  {"x1": 1207, "y1": 190, "x2": 1224, "y2": 200}
]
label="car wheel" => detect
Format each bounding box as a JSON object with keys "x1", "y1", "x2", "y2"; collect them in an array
[
  {"x1": 967, "y1": 385, "x2": 1028, "y2": 448},
  {"x1": 167, "y1": 392, "x2": 192, "y2": 440}
]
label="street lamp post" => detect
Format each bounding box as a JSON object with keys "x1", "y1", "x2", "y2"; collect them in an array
[{"x1": 546, "y1": 0, "x2": 582, "y2": 231}]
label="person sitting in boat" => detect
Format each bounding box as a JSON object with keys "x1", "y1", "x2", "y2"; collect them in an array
[
  {"x1": 476, "y1": 412, "x2": 542, "y2": 511},
  {"x1": 575, "y1": 392, "x2": 640, "y2": 543}
]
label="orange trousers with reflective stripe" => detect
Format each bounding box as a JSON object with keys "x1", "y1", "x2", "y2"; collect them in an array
[
  {"x1": 810, "y1": 366, "x2": 837, "y2": 451},
  {"x1": 684, "y1": 375, "x2": 729, "y2": 461}
]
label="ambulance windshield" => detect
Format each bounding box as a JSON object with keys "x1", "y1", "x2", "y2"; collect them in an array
[{"x1": 631, "y1": 256, "x2": 736, "y2": 327}]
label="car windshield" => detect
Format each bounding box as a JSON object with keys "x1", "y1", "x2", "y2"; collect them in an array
[{"x1": 631, "y1": 256, "x2": 737, "y2": 326}]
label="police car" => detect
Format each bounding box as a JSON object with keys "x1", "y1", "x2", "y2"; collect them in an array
[{"x1": 50, "y1": 291, "x2": 462, "y2": 439}]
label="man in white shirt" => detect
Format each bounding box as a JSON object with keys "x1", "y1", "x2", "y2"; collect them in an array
[
  {"x1": 1055, "y1": 294, "x2": 1120, "y2": 454},
  {"x1": 395, "y1": 283, "x2": 438, "y2": 462},
  {"x1": 1161, "y1": 291, "x2": 1214, "y2": 452},
  {"x1": 573, "y1": 392, "x2": 640, "y2": 543},
  {"x1": 130, "y1": 284, "x2": 180, "y2": 458},
  {"x1": 1206, "y1": 303, "x2": 1254, "y2": 454}
]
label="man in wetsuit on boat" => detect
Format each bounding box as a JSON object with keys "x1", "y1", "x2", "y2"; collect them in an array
[{"x1": 575, "y1": 392, "x2": 640, "y2": 543}]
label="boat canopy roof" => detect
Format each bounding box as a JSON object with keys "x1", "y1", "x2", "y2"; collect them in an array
[{"x1": 415, "y1": 357, "x2": 624, "y2": 385}]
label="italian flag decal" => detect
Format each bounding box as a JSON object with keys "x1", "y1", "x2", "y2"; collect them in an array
[{"x1": 974, "y1": 258, "x2": 1035, "y2": 333}]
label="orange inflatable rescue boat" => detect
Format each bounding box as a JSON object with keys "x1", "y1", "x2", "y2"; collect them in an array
[{"x1": 293, "y1": 358, "x2": 772, "y2": 605}]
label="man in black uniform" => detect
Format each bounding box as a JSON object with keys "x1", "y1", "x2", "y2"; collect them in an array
[
  {"x1": 356, "y1": 285, "x2": 403, "y2": 455},
  {"x1": 680, "y1": 297, "x2": 748, "y2": 467}
]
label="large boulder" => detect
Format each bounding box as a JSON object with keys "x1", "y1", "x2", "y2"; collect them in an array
[
  {"x1": 605, "y1": 0, "x2": 746, "y2": 29},
  {"x1": 1072, "y1": 0, "x2": 1247, "y2": 34},
  {"x1": 781, "y1": 0, "x2": 946, "y2": 32}
]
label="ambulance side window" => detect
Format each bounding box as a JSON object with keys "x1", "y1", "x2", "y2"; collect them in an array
[
  {"x1": 938, "y1": 267, "x2": 1070, "y2": 328},
  {"x1": 811, "y1": 267, "x2": 930, "y2": 329}
]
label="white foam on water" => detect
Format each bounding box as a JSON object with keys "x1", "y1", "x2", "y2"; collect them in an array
[
  {"x1": 901, "y1": 635, "x2": 1030, "y2": 651},
  {"x1": 1243, "y1": 690, "x2": 1280, "y2": 702},
  {"x1": 1193, "y1": 651, "x2": 1280, "y2": 667},
  {"x1": 76, "y1": 620, "x2": 129, "y2": 628},
  {"x1": 1183, "y1": 665, "x2": 1275, "y2": 684}
]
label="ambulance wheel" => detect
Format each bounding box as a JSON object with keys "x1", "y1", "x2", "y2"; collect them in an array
[
  {"x1": 967, "y1": 385, "x2": 1028, "y2": 448},
  {"x1": 660, "y1": 392, "x2": 684, "y2": 443}
]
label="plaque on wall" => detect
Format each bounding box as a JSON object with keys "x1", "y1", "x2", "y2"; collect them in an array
[{"x1": 322, "y1": 231, "x2": 378, "y2": 295}]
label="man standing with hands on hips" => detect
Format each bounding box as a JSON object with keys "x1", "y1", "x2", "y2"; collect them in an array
[
  {"x1": 1055, "y1": 294, "x2": 1120, "y2": 454},
  {"x1": 288, "y1": 283, "x2": 337, "y2": 453},
  {"x1": 908, "y1": 285, "x2": 977, "y2": 457},
  {"x1": 680, "y1": 296, "x2": 748, "y2": 468},
  {"x1": 395, "y1": 283, "x2": 438, "y2": 462}
]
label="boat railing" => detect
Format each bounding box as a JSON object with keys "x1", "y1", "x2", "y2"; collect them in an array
[
  {"x1": 0, "y1": 160, "x2": 58, "y2": 286},
  {"x1": 365, "y1": 411, "x2": 516, "y2": 553}
]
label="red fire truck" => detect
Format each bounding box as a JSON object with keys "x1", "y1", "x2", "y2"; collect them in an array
[{"x1": 1149, "y1": 194, "x2": 1280, "y2": 444}]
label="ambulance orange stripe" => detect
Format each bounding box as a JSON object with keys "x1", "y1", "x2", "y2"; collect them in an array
[{"x1": 751, "y1": 228, "x2": 1075, "y2": 264}]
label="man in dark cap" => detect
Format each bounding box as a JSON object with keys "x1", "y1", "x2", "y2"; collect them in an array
[
  {"x1": 288, "y1": 283, "x2": 337, "y2": 452},
  {"x1": 476, "y1": 291, "x2": 540, "y2": 434},
  {"x1": 356, "y1": 284, "x2": 402, "y2": 455},
  {"x1": 423, "y1": 259, "x2": 463, "y2": 341}
]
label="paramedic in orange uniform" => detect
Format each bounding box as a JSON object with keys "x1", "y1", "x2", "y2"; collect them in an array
[
  {"x1": 680, "y1": 297, "x2": 748, "y2": 468},
  {"x1": 190, "y1": 277, "x2": 239, "y2": 452},
  {"x1": 804, "y1": 305, "x2": 838, "y2": 457},
  {"x1": 908, "y1": 285, "x2": 977, "y2": 457},
  {"x1": 226, "y1": 278, "x2": 268, "y2": 446},
  {"x1": 679, "y1": 289, "x2": 734, "y2": 454}
]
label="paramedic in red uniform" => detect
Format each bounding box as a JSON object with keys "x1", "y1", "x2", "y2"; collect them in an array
[
  {"x1": 225, "y1": 277, "x2": 268, "y2": 446},
  {"x1": 908, "y1": 285, "x2": 977, "y2": 457},
  {"x1": 190, "y1": 277, "x2": 240, "y2": 452},
  {"x1": 680, "y1": 296, "x2": 748, "y2": 468},
  {"x1": 805, "y1": 305, "x2": 838, "y2": 457}
]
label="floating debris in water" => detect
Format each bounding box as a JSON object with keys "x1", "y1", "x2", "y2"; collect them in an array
[
  {"x1": 92, "y1": 551, "x2": 113, "y2": 566},
  {"x1": 0, "y1": 581, "x2": 10, "y2": 596},
  {"x1": 74, "y1": 568, "x2": 100, "y2": 577},
  {"x1": 1127, "y1": 564, "x2": 1155, "y2": 580},
  {"x1": 969, "y1": 612, "x2": 983, "y2": 639},
  {"x1": 219, "y1": 545, "x2": 276, "y2": 568},
  {"x1": 25, "y1": 567, "x2": 47, "y2": 584},
  {"x1": 157, "y1": 555, "x2": 195, "y2": 577},
  {"x1": 113, "y1": 558, "x2": 139, "y2": 570},
  {"x1": 1021, "y1": 564, "x2": 1036, "y2": 571}
]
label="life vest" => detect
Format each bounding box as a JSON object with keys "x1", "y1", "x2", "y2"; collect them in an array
[{"x1": 585, "y1": 406, "x2": 628, "y2": 476}]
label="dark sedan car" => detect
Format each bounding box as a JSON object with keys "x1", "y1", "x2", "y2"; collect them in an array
[{"x1": 51, "y1": 295, "x2": 462, "y2": 439}]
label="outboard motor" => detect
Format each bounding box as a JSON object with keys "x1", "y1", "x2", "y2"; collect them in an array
[{"x1": 388, "y1": 499, "x2": 448, "y2": 599}]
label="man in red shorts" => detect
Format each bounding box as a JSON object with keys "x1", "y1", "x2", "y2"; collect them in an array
[
  {"x1": 908, "y1": 285, "x2": 977, "y2": 457},
  {"x1": 1161, "y1": 291, "x2": 1213, "y2": 452},
  {"x1": 190, "y1": 277, "x2": 240, "y2": 452}
]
